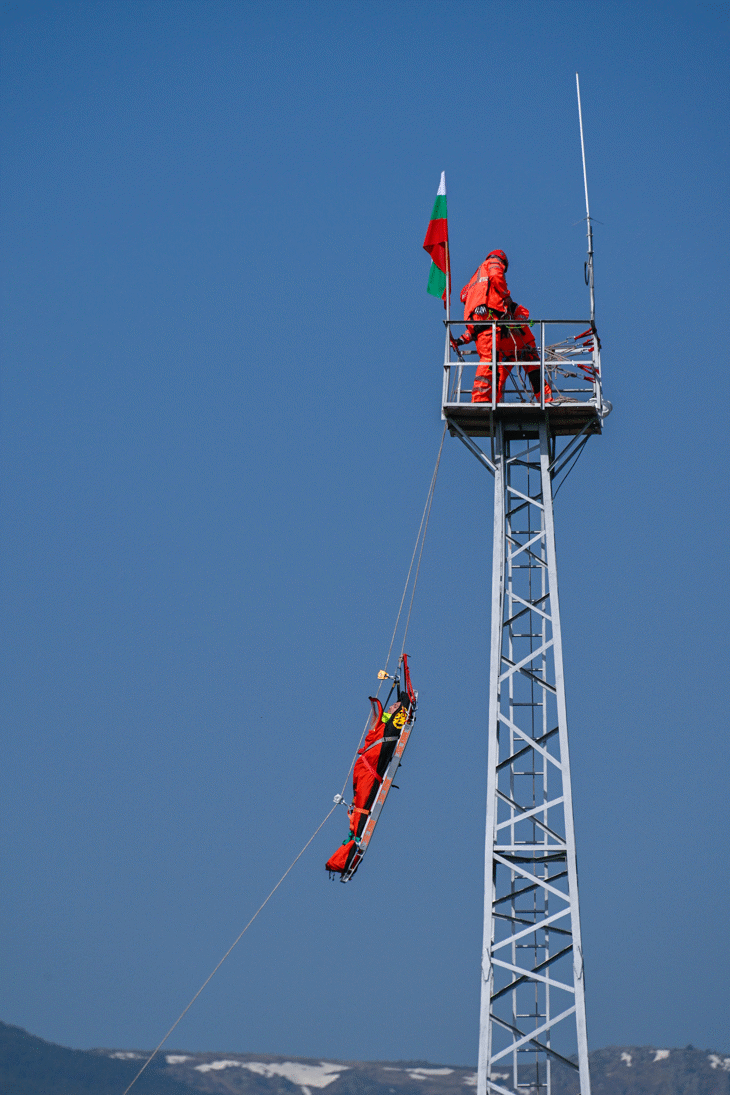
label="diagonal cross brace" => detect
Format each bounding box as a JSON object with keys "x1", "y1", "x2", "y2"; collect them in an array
[
  {"x1": 492, "y1": 857, "x2": 573, "y2": 906},
  {"x1": 508, "y1": 530, "x2": 545, "y2": 563},
  {"x1": 491, "y1": 956, "x2": 575, "y2": 998},
  {"x1": 497, "y1": 726, "x2": 559, "y2": 771},
  {"x1": 503, "y1": 592, "x2": 550, "y2": 628},
  {"x1": 499, "y1": 638, "x2": 553, "y2": 683},
  {"x1": 507, "y1": 484, "x2": 544, "y2": 510},
  {"x1": 493, "y1": 869, "x2": 568, "y2": 907},
  {"x1": 496, "y1": 793, "x2": 566, "y2": 835},
  {"x1": 497, "y1": 713, "x2": 563, "y2": 769},
  {"x1": 508, "y1": 592, "x2": 553, "y2": 624},
  {"x1": 489, "y1": 1006, "x2": 577, "y2": 1064},
  {"x1": 490, "y1": 906, "x2": 572, "y2": 951},
  {"x1": 489, "y1": 1015, "x2": 580, "y2": 1073},
  {"x1": 447, "y1": 417, "x2": 497, "y2": 475}
]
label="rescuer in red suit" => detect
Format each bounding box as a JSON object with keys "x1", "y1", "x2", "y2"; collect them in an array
[
  {"x1": 455, "y1": 251, "x2": 552, "y2": 403},
  {"x1": 456, "y1": 250, "x2": 513, "y2": 403}
]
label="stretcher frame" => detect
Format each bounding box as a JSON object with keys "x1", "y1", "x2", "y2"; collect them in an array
[{"x1": 339, "y1": 687, "x2": 418, "y2": 883}]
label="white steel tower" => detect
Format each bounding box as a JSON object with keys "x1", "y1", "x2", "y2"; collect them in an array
[
  {"x1": 441, "y1": 80, "x2": 607, "y2": 1095},
  {"x1": 444, "y1": 329, "x2": 607, "y2": 1095}
]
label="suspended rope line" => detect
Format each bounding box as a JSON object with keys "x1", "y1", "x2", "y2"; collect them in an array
[
  {"x1": 553, "y1": 436, "x2": 588, "y2": 499},
  {"x1": 400, "y1": 425, "x2": 445, "y2": 658},
  {"x1": 121, "y1": 802, "x2": 338, "y2": 1095},
  {"x1": 385, "y1": 423, "x2": 447, "y2": 671},
  {"x1": 124, "y1": 431, "x2": 448, "y2": 1092},
  {"x1": 337, "y1": 424, "x2": 447, "y2": 799},
  {"x1": 339, "y1": 708, "x2": 375, "y2": 800}
]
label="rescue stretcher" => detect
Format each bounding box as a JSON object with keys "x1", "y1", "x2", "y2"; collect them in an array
[{"x1": 326, "y1": 655, "x2": 417, "y2": 883}]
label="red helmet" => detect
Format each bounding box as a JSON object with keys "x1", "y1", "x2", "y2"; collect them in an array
[{"x1": 487, "y1": 249, "x2": 508, "y2": 269}]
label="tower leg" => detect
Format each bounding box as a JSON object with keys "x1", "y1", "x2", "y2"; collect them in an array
[
  {"x1": 475, "y1": 421, "x2": 591, "y2": 1095},
  {"x1": 478, "y1": 421, "x2": 506, "y2": 1095}
]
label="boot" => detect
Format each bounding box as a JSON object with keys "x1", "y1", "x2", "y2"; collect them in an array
[{"x1": 526, "y1": 369, "x2": 553, "y2": 403}]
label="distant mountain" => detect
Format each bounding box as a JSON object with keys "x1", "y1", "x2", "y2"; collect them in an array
[
  {"x1": 1, "y1": 1021, "x2": 728, "y2": 1095},
  {"x1": 0, "y1": 1021, "x2": 198, "y2": 1095}
]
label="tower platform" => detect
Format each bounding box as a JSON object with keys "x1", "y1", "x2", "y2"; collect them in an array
[
  {"x1": 441, "y1": 319, "x2": 609, "y2": 439},
  {"x1": 443, "y1": 401, "x2": 602, "y2": 439}
]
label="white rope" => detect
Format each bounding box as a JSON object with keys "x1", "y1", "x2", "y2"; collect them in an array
[
  {"x1": 381, "y1": 426, "x2": 446, "y2": 676},
  {"x1": 399, "y1": 425, "x2": 446, "y2": 658},
  {"x1": 121, "y1": 803, "x2": 338, "y2": 1095},
  {"x1": 124, "y1": 434, "x2": 449, "y2": 1094},
  {"x1": 337, "y1": 426, "x2": 447, "y2": 798}
]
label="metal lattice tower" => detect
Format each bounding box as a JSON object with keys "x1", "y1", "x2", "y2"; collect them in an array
[
  {"x1": 442, "y1": 312, "x2": 609, "y2": 1095},
  {"x1": 478, "y1": 417, "x2": 591, "y2": 1095},
  {"x1": 433, "y1": 76, "x2": 605, "y2": 1095}
]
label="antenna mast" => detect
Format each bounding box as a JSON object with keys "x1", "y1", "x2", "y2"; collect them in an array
[{"x1": 576, "y1": 73, "x2": 595, "y2": 324}]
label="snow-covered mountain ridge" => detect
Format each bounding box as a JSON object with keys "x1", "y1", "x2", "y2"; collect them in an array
[
  {"x1": 1, "y1": 1021, "x2": 728, "y2": 1095},
  {"x1": 100, "y1": 1044, "x2": 730, "y2": 1095}
]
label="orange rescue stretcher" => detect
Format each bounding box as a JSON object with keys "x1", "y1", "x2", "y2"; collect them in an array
[{"x1": 326, "y1": 655, "x2": 417, "y2": 883}]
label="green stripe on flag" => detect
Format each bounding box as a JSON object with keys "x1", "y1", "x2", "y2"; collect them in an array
[
  {"x1": 427, "y1": 263, "x2": 447, "y2": 299},
  {"x1": 429, "y1": 194, "x2": 447, "y2": 221}
]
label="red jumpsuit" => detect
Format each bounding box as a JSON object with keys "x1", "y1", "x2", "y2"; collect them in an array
[
  {"x1": 504, "y1": 306, "x2": 551, "y2": 401},
  {"x1": 458, "y1": 255, "x2": 551, "y2": 403},
  {"x1": 459, "y1": 251, "x2": 514, "y2": 403}
]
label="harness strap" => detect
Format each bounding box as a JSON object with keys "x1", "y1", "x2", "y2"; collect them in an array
[
  {"x1": 359, "y1": 736, "x2": 398, "y2": 754},
  {"x1": 358, "y1": 753, "x2": 383, "y2": 783}
]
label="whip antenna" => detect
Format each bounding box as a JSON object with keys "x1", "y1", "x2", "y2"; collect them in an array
[{"x1": 576, "y1": 73, "x2": 595, "y2": 323}]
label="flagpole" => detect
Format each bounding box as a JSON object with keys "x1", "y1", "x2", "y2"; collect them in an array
[{"x1": 444, "y1": 172, "x2": 450, "y2": 323}]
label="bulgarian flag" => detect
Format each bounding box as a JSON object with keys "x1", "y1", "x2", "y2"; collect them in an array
[{"x1": 423, "y1": 171, "x2": 450, "y2": 307}]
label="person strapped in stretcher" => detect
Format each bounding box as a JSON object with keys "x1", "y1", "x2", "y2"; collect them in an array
[{"x1": 326, "y1": 657, "x2": 416, "y2": 881}]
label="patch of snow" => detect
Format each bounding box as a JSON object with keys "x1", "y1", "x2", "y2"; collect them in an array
[
  {"x1": 214, "y1": 1061, "x2": 348, "y2": 1088},
  {"x1": 166, "y1": 1055, "x2": 191, "y2": 1064},
  {"x1": 195, "y1": 1060, "x2": 244, "y2": 1073},
  {"x1": 109, "y1": 1052, "x2": 142, "y2": 1059},
  {"x1": 463, "y1": 1072, "x2": 507, "y2": 1087},
  {"x1": 242, "y1": 1061, "x2": 344, "y2": 1088},
  {"x1": 653, "y1": 1051, "x2": 670, "y2": 1063},
  {"x1": 708, "y1": 1055, "x2": 730, "y2": 1072},
  {"x1": 406, "y1": 1069, "x2": 455, "y2": 1081},
  {"x1": 620, "y1": 1053, "x2": 632, "y2": 1067}
]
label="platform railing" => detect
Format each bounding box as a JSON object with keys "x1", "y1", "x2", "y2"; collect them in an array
[{"x1": 442, "y1": 319, "x2": 604, "y2": 413}]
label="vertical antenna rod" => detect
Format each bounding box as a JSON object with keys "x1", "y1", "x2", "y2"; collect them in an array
[{"x1": 576, "y1": 73, "x2": 595, "y2": 324}]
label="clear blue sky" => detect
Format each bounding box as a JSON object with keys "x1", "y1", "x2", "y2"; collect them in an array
[{"x1": 2, "y1": 0, "x2": 729, "y2": 1065}]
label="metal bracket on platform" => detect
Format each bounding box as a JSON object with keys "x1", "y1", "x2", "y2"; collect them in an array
[
  {"x1": 446, "y1": 416, "x2": 497, "y2": 476},
  {"x1": 547, "y1": 416, "x2": 596, "y2": 475}
]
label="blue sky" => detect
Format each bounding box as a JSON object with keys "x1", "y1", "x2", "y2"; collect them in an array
[{"x1": 2, "y1": 0, "x2": 729, "y2": 1065}]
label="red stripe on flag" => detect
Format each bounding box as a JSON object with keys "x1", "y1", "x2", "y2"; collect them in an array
[{"x1": 423, "y1": 219, "x2": 448, "y2": 274}]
